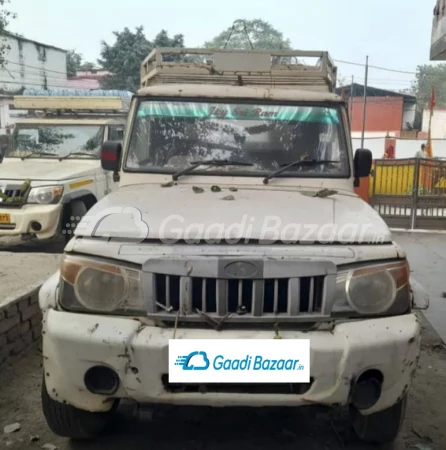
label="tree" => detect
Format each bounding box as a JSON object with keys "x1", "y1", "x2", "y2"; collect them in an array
[
  {"x1": 204, "y1": 19, "x2": 291, "y2": 51},
  {"x1": 0, "y1": 0, "x2": 16, "y2": 66},
  {"x1": 411, "y1": 64, "x2": 446, "y2": 129},
  {"x1": 80, "y1": 61, "x2": 95, "y2": 72},
  {"x1": 98, "y1": 27, "x2": 184, "y2": 92},
  {"x1": 66, "y1": 50, "x2": 83, "y2": 78}
]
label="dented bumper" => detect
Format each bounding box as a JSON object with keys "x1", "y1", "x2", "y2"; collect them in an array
[{"x1": 41, "y1": 307, "x2": 421, "y2": 415}]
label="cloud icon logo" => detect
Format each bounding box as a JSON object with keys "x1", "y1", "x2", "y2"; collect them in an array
[
  {"x1": 76, "y1": 206, "x2": 149, "y2": 245},
  {"x1": 175, "y1": 351, "x2": 210, "y2": 371}
]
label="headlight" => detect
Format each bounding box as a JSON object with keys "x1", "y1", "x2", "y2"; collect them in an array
[
  {"x1": 27, "y1": 186, "x2": 63, "y2": 204},
  {"x1": 332, "y1": 260, "x2": 410, "y2": 316},
  {"x1": 59, "y1": 254, "x2": 145, "y2": 315}
]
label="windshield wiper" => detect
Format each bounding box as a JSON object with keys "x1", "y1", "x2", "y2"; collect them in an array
[
  {"x1": 263, "y1": 160, "x2": 341, "y2": 184},
  {"x1": 21, "y1": 151, "x2": 56, "y2": 160},
  {"x1": 59, "y1": 151, "x2": 97, "y2": 161},
  {"x1": 172, "y1": 159, "x2": 253, "y2": 181}
]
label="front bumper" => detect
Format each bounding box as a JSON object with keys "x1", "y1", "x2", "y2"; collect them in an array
[
  {"x1": 0, "y1": 204, "x2": 62, "y2": 239},
  {"x1": 42, "y1": 308, "x2": 421, "y2": 415}
]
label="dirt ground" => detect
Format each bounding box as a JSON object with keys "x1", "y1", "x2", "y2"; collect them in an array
[{"x1": 0, "y1": 312, "x2": 444, "y2": 450}]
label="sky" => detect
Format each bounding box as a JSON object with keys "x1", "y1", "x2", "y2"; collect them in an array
[{"x1": 7, "y1": 0, "x2": 437, "y2": 92}]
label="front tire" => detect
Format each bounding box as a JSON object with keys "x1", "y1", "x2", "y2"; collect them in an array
[
  {"x1": 350, "y1": 395, "x2": 407, "y2": 444},
  {"x1": 41, "y1": 376, "x2": 114, "y2": 439}
]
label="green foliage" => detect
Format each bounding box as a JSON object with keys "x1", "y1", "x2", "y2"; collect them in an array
[
  {"x1": 411, "y1": 64, "x2": 446, "y2": 129},
  {"x1": 0, "y1": 0, "x2": 16, "y2": 67},
  {"x1": 98, "y1": 27, "x2": 184, "y2": 92},
  {"x1": 66, "y1": 50, "x2": 83, "y2": 77},
  {"x1": 204, "y1": 19, "x2": 292, "y2": 51}
]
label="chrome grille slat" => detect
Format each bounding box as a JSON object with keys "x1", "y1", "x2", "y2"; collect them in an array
[
  {"x1": 165, "y1": 275, "x2": 170, "y2": 309},
  {"x1": 273, "y1": 279, "x2": 279, "y2": 314},
  {"x1": 252, "y1": 280, "x2": 264, "y2": 317},
  {"x1": 216, "y1": 280, "x2": 227, "y2": 315},
  {"x1": 202, "y1": 279, "x2": 207, "y2": 312},
  {"x1": 180, "y1": 277, "x2": 192, "y2": 314},
  {"x1": 238, "y1": 280, "x2": 243, "y2": 306},
  {"x1": 287, "y1": 278, "x2": 301, "y2": 315},
  {"x1": 308, "y1": 277, "x2": 315, "y2": 312}
]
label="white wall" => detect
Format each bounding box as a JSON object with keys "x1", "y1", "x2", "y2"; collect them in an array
[
  {"x1": 0, "y1": 35, "x2": 67, "y2": 92},
  {"x1": 422, "y1": 108, "x2": 446, "y2": 138},
  {"x1": 397, "y1": 139, "x2": 446, "y2": 159},
  {"x1": 352, "y1": 137, "x2": 386, "y2": 160}
]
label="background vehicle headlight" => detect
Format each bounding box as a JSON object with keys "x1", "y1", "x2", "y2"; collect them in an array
[
  {"x1": 332, "y1": 260, "x2": 410, "y2": 316},
  {"x1": 27, "y1": 186, "x2": 63, "y2": 204},
  {"x1": 59, "y1": 254, "x2": 145, "y2": 314}
]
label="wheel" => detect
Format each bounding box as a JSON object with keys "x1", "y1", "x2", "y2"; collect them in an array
[
  {"x1": 350, "y1": 395, "x2": 407, "y2": 445},
  {"x1": 41, "y1": 375, "x2": 114, "y2": 439},
  {"x1": 63, "y1": 200, "x2": 87, "y2": 242}
]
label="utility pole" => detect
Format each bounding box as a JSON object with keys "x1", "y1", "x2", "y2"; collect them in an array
[
  {"x1": 361, "y1": 55, "x2": 369, "y2": 148},
  {"x1": 350, "y1": 75, "x2": 354, "y2": 119}
]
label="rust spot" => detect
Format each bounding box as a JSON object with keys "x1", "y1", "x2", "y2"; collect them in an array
[
  {"x1": 88, "y1": 323, "x2": 99, "y2": 334},
  {"x1": 131, "y1": 367, "x2": 139, "y2": 374},
  {"x1": 408, "y1": 337, "x2": 415, "y2": 344},
  {"x1": 136, "y1": 377, "x2": 142, "y2": 384}
]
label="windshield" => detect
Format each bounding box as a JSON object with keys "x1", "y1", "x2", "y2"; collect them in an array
[
  {"x1": 7, "y1": 125, "x2": 105, "y2": 159},
  {"x1": 126, "y1": 100, "x2": 349, "y2": 178}
]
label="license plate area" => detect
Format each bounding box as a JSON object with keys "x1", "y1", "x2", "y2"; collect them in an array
[{"x1": 0, "y1": 213, "x2": 10, "y2": 224}]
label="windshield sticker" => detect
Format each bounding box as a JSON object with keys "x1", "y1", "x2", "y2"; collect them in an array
[{"x1": 137, "y1": 102, "x2": 339, "y2": 124}]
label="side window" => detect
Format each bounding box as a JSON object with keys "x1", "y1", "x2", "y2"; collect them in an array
[{"x1": 108, "y1": 126, "x2": 125, "y2": 142}]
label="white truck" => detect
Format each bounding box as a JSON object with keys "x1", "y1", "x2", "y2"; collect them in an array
[
  {"x1": 39, "y1": 48, "x2": 428, "y2": 445},
  {"x1": 0, "y1": 92, "x2": 129, "y2": 243}
]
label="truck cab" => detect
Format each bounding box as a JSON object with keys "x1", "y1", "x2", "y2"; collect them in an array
[
  {"x1": 0, "y1": 91, "x2": 129, "y2": 243},
  {"x1": 39, "y1": 49, "x2": 428, "y2": 445}
]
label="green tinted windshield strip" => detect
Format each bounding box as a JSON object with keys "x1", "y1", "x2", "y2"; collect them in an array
[{"x1": 137, "y1": 102, "x2": 340, "y2": 124}]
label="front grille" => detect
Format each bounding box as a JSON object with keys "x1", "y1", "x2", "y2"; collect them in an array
[
  {"x1": 143, "y1": 258, "x2": 337, "y2": 323},
  {"x1": 4, "y1": 189, "x2": 21, "y2": 198},
  {"x1": 154, "y1": 275, "x2": 325, "y2": 315},
  {"x1": 161, "y1": 374, "x2": 314, "y2": 394}
]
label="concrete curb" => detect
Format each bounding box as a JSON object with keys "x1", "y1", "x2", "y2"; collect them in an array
[
  {"x1": 0, "y1": 285, "x2": 43, "y2": 367},
  {"x1": 391, "y1": 228, "x2": 446, "y2": 234}
]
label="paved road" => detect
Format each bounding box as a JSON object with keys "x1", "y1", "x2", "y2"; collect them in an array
[{"x1": 392, "y1": 231, "x2": 446, "y2": 342}]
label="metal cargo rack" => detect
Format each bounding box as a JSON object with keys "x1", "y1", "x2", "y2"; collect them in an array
[
  {"x1": 12, "y1": 95, "x2": 130, "y2": 117},
  {"x1": 140, "y1": 48, "x2": 338, "y2": 92}
]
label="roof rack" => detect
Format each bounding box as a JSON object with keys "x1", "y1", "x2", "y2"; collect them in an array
[
  {"x1": 140, "y1": 48, "x2": 338, "y2": 93},
  {"x1": 12, "y1": 95, "x2": 130, "y2": 115}
]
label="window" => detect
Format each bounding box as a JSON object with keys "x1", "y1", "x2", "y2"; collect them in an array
[{"x1": 126, "y1": 99, "x2": 349, "y2": 178}]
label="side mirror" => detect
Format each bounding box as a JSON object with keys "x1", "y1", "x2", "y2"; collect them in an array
[
  {"x1": 101, "y1": 141, "x2": 122, "y2": 181},
  {"x1": 353, "y1": 148, "x2": 373, "y2": 187}
]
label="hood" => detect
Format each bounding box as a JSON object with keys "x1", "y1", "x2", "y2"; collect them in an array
[
  {"x1": 0, "y1": 158, "x2": 98, "y2": 183},
  {"x1": 76, "y1": 183, "x2": 392, "y2": 244}
]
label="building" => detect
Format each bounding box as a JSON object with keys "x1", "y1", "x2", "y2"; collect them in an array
[
  {"x1": 0, "y1": 32, "x2": 68, "y2": 134},
  {"x1": 0, "y1": 32, "x2": 67, "y2": 92},
  {"x1": 431, "y1": 0, "x2": 446, "y2": 60},
  {"x1": 336, "y1": 83, "x2": 417, "y2": 137},
  {"x1": 67, "y1": 69, "x2": 109, "y2": 90},
  {"x1": 335, "y1": 84, "x2": 420, "y2": 160}
]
